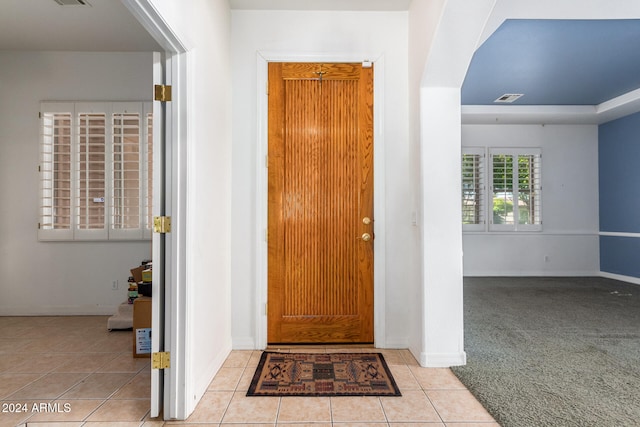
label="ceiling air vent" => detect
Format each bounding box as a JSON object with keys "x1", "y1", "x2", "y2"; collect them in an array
[
  {"x1": 494, "y1": 93, "x2": 524, "y2": 103},
  {"x1": 53, "y1": 0, "x2": 91, "y2": 5}
]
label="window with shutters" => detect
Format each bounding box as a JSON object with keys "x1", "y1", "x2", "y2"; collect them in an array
[
  {"x1": 39, "y1": 102, "x2": 152, "y2": 241},
  {"x1": 489, "y1": 148, "x2": 542, "y2": 231},
  {"x1": 462, "y1": 147, "x2": 486, "y2": 231}
]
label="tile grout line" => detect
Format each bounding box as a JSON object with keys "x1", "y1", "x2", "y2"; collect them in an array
[
  {"x1": 79, "y1": 397, "x2": 110, "y2": 423},
  {"x1": 15, "y1": 353, "x2": 129, "y2": 426},
  {"x1": 274, "y1": 395, "x2": 283, "y2": 425},
  {"x1": 376, "y1": 395, "x2": 391, "y2": 427},
  {"x1": 329, "y1": 394, "x2": 333, "y2": 427},
  {"x1": 0, "y1": 372, "x2": 48, "y2": 401},
  {"x1": 4, "y1": 369, "x2": 94, "y2": 421},
  {"x1": 216, "y1": 362, "x2": 248, "y2": 425},
  {"x1": 76, "y1": 366, "x2": 141, "y2": 423},
  {"x1": 423, "y1": 388, "x2": 446, "y2": 425}
]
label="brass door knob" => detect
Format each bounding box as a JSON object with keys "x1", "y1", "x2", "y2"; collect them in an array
[
  {"x1": 361, "y1": 233, "x2": 371, "y2": 242},
  {"x1": 362, "y1": 217, "x2": 371, "y2": 225}
]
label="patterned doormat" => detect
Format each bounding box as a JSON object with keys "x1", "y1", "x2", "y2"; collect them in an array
[{"x1": 247, "y1": 352, "x2": 401, "y2": 396}]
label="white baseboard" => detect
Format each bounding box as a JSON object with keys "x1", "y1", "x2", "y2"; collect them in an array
[
  {"x1": 0, "y1": 305, "x2": 118, "y2": 316},
  {"x1": 464, "y1": 270, "x2": 600, "y2": 277},
  {"x1": 599, "y1": 271, "x2": 640, "y2": 285},
  {"x1": 420, "y1": 351, "x2": 467, "y2": 368}
]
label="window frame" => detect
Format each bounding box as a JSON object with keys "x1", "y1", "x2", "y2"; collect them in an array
[
  {"x1": 488, "y1": 147, "x2": 542, "y2": 232},
  {"x1": 39, "y1": 101, "x2": 152, "y2": 241}
]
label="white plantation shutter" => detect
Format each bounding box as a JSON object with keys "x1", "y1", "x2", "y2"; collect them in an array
[
  {"x1": 39, "y1": 102, "x2": 152, "y2": 241},
  {"x1": 76, "y1": 104, "x2": 108, "y2": 239},
  {"x1": 110, "y1": 102, "x2": 145, "y2": 239},
  {"x1": 489, "y1": 148, "x2": 542, "y2": 231},
  {"x1": 40, "y1": 104, "x2": 74, "y2": 240},
  {"x1": 462, "y1": 147, "x2": 485, "y2": 231},
  {"x1": 517, "y1": 153, "x2": 542, "y2": 227},
  {"x1": 112, "y1": 112, "x2": 140, "y2": 229}
]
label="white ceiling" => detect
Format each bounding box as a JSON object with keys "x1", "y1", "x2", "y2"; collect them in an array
[
  {"x1": 0, "y1": 0, "x2": 412, "y2": 52},
  {"x1": 0, "y1": 0, "x2": 161, "y2": 51},
  {"x1": 229, "y1": 0, "x2": 412, "y2": 11}
]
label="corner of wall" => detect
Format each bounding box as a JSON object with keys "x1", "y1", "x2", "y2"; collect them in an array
[
  {"x1": 383, "y1": 337, "x2": 410, "y2": 349},
  {"x1": 600, "y1": 271, "x2": 640, "y2": 286},
  {"x1": 232, "y1": 336, "x2": 257, "y2": 350}
]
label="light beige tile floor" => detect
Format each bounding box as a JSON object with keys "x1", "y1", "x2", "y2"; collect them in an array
[{"x1": 0, "y1": 316, "x2": 499, "y2": 426}]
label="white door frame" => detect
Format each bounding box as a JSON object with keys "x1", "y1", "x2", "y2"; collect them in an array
[
  {"x1": 122, "y1": 0, "x2": 189, "y2": 420},
  {"x1": 255, "y1": 52, "x2": 387, "y2": 348}
]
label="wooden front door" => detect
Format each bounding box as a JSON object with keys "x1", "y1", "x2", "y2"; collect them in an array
[{"x1": 267, "y1": 62, "x2": 374, "y2": 344}]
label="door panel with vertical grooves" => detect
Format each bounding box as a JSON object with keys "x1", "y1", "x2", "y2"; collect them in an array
[{"x1": 268, "y1": 62, "x2": 374, "y2": 343}]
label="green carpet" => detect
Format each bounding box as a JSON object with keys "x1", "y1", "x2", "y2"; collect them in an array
[{"x1": 452, "y1": 277, "x2": 640, "y2": 427}]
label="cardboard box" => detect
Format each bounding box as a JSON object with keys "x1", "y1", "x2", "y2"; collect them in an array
[
  {"x1": 133, "y1": 296, "x2": 152, "y2": 358},
  {"x1": 130, "y1": 266, "x2": 144, "y2": 283}
]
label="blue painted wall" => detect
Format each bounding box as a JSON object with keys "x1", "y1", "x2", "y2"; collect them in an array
[
  {"x1": 600, "y1": 236, "x2": 640, "y2": 278},
  {"x1": 599, "y1": 111, "x2": 640, "y2": 277}
]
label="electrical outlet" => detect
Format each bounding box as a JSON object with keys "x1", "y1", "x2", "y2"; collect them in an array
[{"x1": 112, "y1": 280, "x2": 119, "y2": 290}]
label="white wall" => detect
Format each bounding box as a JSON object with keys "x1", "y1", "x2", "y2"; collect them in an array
[
  {"x1": 145, "y1": 0, "x2": 233, "y2": 419},
  {"x1": 462, "y1": 124, "x2": 600, "y2": 276},
  {"x1": 408, "y1": 0, "x2": 447, "y2": 368},
  {"x1": 230, "y1": 10, "x2": 411, "y2": 348},
  {"x1": 0, "y1": 51, "x2": 152, "y2": 315}
]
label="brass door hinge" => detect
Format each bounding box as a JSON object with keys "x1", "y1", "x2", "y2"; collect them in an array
[
  {"x1": 153, "y1": 216, "x2": 171, "y2": 233},
  {"x1": 152, "y1": 352, "x2": 171, "y2": 369},
  {"x1": 154, "y1": 84, "x2": 172, "y2": 102}
]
